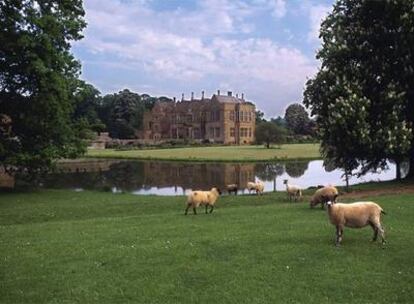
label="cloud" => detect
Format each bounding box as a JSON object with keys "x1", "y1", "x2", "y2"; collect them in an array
[
  {"x1": 271, "y1": 0, "x2": 287, "y2": 18},
  {"x1": 76, "y1": 0, "x2": 320, "y2": 116},
  {"x1": 307, "y1": 4, "x2": 331, "y2": 42}
]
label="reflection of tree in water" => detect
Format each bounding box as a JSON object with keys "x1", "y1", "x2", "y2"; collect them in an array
[
  {"x1": 255, "y1": 163, "x2": 285, "y2": 181},
  {"x1": 41, "y1": 171, "x2": 107, "y2": 190},
  {"x1": 400, "y1": 161, "x2": 409, "y2": 179},
  {"x1": 323, "y1": 159, "x2": 336, "y2": 173},
  {"x1": 255, "y1": 163, "x2": 285, "y2": 192},
  {"x1": 104, "y1": 161, "x2": 145, "y2": 191},
  {"x1": 285, "y1": 161, "x2": 309, "y2": 178}
]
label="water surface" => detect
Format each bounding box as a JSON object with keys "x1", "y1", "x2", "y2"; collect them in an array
[{"x1": 15, "y1": 159, "x2": 398, "y2": 195}]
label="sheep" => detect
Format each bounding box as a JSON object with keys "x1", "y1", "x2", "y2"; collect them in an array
[
  {"x1": 310, "y1": 185, "x2": 339, "y2": 209},
  {"x1": 247, "y1": 181, "x2": 264, "y2": 195},
  {"x1": 326, "y1": 201, "x2": 386, "y2": 246},
  {"x1": 226, "y1": 184, "x2": 238, "y2": 195},
  {"x1": 283, "y1": 179, "x2": 302, "y2": 202},
  {"x1": 184, "y1": 187, "x2": 221, "y2": 215}
]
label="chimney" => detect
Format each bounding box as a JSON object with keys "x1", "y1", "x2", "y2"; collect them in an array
[
  {"x1": 202, "y1": 90, "x2": 205, "y2": 100},
  {"x1": 236, "y1": 93, "x2": 238, "y2": 99},
  {"x1": 191, "y1": 92, "x2": 194, "y2": 100},
  {"x1": 217, "y1": 89, "x2": 220, "y2": 96},
  {"x1": 173, "y1": 97, "x2": 176, "y2": 102},
  {"x1": 227, "y1": 91, "x2": 232, "y2": 97},
  {"x1": 241, "y1": 93, "x2": 244, "y2": 100},
  {"x1": 181, "y1": 93, "x2": 184, "y2": 101}
]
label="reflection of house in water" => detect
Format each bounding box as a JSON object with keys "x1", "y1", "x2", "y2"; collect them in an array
[{"x1": 142, "y1": 162, "x2": 255, "y2": 191}]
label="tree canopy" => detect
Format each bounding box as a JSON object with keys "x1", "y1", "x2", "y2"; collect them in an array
[
  {"x1": 303, "y1": 0, "x2": 414, "y2": 179},
  {"x1": 97, "y1": 89, "x2": 166, "y2": 139},
  {"x1": 0, "y1": 0, "x2": 86, "y2": 172},
  {"x1": 284, "y1": 103, "x2": 311, "y2": 135},
  {"x1": 255, "y1": 121, "x2": 287, "y2": 148}
]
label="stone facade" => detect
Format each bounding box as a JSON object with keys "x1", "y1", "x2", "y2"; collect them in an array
[{"x1": 138, "y1": 92, "x2": 256, "y2": 144}]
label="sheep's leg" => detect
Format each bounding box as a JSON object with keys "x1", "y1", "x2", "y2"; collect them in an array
[
  {"x1": 205, "y1": 205, "x2": 209, "y2": 214},
  {"x1": 335, "y1": 226, "x2": 343, "y2": 246},
  {"x1": 371, "y1": 221, "x2": 386, "y2": 244},
  {"x1": 209, "y1": 205, "x2": 214, "y2": 213},
  {"x1": 378, "y1": 225, "x2": 386, "y2": 244},
  {"x1": 193, "y1": 207, "x2": 197, "y2": 215},
  {"x1": 185, "y1": 205, "x2": 190, "y2": 215},
  {"x1": 369, "y1": 222, "x2": 378, "y2": 241}
]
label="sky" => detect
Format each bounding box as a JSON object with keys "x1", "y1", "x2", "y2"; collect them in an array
[{"x1": 73, "y1": 0, "x2": 335, "y2": 118}]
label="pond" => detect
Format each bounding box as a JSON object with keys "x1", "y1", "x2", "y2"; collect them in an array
[{"x1": 5, "y1": 159, "x2": 399, "y2": 195}]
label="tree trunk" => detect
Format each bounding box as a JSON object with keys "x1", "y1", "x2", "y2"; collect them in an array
[
  {"x1": 266, "y1": 141, "x2": 270, "y2": 149},
  {"x1": 395, "y1": 160, "x2": 401, "y2": 181},
  {"x1": 406, "y1": 147, "x2": 414, "y2": 179},
  {"x1": 345, "y1": 171, "x2": 350, "y2": 192}
]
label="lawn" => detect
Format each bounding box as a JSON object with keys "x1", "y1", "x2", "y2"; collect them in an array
[
  {"x1": 1, "y1": 186, "x2": 413, "y2": 303},
  {"x1": 86, "y1": 143, "x2": 321, "y2": 162}
]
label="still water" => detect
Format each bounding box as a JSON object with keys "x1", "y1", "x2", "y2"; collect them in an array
[{"x1": 13, "y1": 159, "x2": 397, "y2": 195}]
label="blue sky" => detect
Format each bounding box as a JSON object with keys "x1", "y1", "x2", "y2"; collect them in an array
[{"x1": 73, "y1": 0, "x2": 335, "y2": 117}]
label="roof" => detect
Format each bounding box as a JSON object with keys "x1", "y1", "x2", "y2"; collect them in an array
[{"x1": 212, "y1": 94, "x2": 246, "y2": 104}]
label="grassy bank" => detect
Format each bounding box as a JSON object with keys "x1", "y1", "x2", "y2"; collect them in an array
[
  {"x1": 86, "y1": 143, "x2": 321, "y2": 162},
  {"x1": 1, "y1": 186, "x2": 413, "y2": 303}
]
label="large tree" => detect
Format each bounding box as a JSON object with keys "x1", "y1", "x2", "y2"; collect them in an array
[
  {"x1": 0, "y1": 0, "x2": 86, "y2": 172},
  {"x1": 255, "y1": 121, "x2": 287, "y2": 148},
  {"x1": 303, "y1": 0, "x2": 414, "y2": 179},
  {"x1": 284, "y1": 103, "x2": 311, "y2": 135}
]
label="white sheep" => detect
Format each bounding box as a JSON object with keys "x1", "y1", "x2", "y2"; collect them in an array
[
  {"x1": 283, "y1": 179, "x2": 302, "y2": 202},
  {"x1": 326, "y1": 201, "x2": 386, "y2": 246},
  {"x1": 185, "y1": 187, "x2": 221, "y2": 215},
  {"x1": 247, "y1": 181, "x2": 264, "y2": 195},
  {"x1": 310, "y1": 185, "x2": 339, "y2": 209}
]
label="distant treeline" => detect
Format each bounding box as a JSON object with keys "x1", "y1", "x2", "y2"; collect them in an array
[{"x1": 73, "y1": 83, "x2": 172, "y2": 139}]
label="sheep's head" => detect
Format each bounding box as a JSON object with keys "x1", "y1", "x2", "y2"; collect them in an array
[
  {"x1": 212, "y1": 187, "x2": 222, "y2": 195},
  {"x1": 283, "y1": 179, "x2": 288, "y2": 184},
  {"x1": 326, "y1": 201, "x2": 334, "y2": 207}
]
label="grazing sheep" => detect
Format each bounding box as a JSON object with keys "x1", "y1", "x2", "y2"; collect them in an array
[
  {"x1": 185, "y1": 187, "x2": 221, "y2": 215},
  {"x1": 227, "y1": 184, "x2": 238, "y2": 195},
  {"x1": 310, "y1": 185, "x2": 339, "y2": 209},
  {"x1": 326, "y1": 201, "x2": 386, "y2": 246},
  {"x1": 247, "y1": 181, "x2": 264, "y2": 195},
  {"x1": 283, "y1": 179, "x2": 302, "y2": 202}
]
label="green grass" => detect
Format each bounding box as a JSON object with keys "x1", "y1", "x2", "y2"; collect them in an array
[
  {"x1": 86, "y1": 143, "x2": 321, "y2": 162},
  {"x1": 1, "y1": 187, "x2": 413, "y2": 303}
]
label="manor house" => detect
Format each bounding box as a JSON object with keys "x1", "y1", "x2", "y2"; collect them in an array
[{"x1": 138, "y1": 91, "x2": 256, "y2": 144}]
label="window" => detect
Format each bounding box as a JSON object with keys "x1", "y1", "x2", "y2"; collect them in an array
[
  {"x1": 248, "y1": 128, "x2": 252, "y2": 137},
  {"x1": 230, "y1": 111, "x2": 235, "y2": 121},
  {"x1": 230, "y1": 128, "x2": 235, "y2": 137},
  {"x1": 215, "y1": 127, "x2": 220, "y2": 137},
  {"x1": 209, "y1": 127, "x2": 214, "y2": 137},
  {"x1": 193, "y1": 128, "x2": 200, "y2": 139},
  {"x1": 240, "y1": 111, "x2": 244, "y2": 122},
  {"x1": 248, "y1": 112, "x2": 252, "y2": 122}
]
